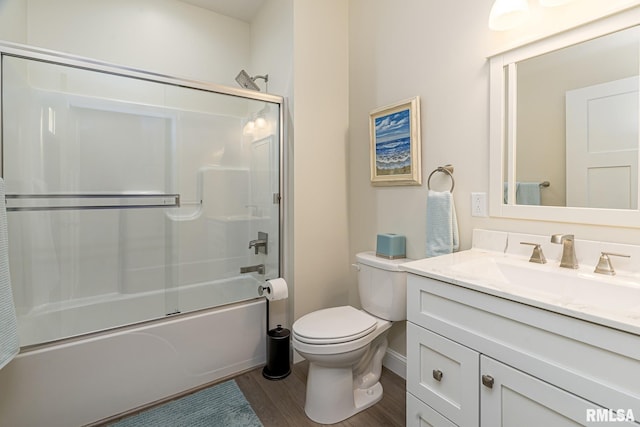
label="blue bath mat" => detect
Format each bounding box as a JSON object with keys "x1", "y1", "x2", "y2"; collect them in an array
[{"x1": 111, "y1": 380, "x2": 263, "y2": 427}]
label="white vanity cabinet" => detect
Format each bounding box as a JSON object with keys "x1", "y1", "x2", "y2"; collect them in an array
[
  {"x1": 479, "y1": 356, "x2": 608, "y2": 426},
  {"x1": 406, "y1": 274, "x2": 640, "y2": 427}
]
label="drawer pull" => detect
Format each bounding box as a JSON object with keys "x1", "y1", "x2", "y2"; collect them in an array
[
  {"x1": 482, "y1": 374, "x2": 494, "y2": 389},
  {"x1": 432, "y1": 369, "x2": 443, "y2": 382}
]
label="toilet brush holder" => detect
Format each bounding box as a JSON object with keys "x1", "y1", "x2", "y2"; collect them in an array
[{"x1": 263, "y1": 324, "x2": 291, "y2": 380}]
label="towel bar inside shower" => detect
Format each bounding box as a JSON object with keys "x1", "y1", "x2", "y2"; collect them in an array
[{"x1": 5, "y1": 193, "x2": 181, "y2": 212}]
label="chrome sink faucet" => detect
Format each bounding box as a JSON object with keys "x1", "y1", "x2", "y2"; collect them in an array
[{"x1": 551, "y1": 234, "x2": 578, "y2": 269}]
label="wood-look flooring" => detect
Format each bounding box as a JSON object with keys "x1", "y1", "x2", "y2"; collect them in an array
[{"x1": 235, "y1": 361, "x2": 406, "y2": 427}]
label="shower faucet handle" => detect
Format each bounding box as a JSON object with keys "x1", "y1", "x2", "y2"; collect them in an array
[{"x1": 249, "y1": 232, "x2": 268, "y2": 255}]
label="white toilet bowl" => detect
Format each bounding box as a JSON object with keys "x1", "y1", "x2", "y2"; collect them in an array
[
  {"x1": 292, "y1": 305, "x2": 392, "y2": 424},
  {"x1": 292, "y1": 252, "x2": 409, "y2": 424}
]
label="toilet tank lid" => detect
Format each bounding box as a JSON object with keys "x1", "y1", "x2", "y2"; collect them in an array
[{"x1": 356, "y1": 251, "x2": 412, "y2": 271}]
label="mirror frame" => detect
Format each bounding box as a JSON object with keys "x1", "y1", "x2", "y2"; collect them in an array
[{"x1": 489, "y1": 8, "x2": 640, "y2": 227}]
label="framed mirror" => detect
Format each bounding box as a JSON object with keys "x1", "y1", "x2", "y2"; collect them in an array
[{"x1": 489, "y1": 8, "x2": 640, "y2": 227}]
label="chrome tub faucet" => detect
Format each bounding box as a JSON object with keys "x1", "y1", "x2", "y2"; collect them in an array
[
  {"x1": 551, "y1": 234, "x2": 578, "y2": 269},
  {"x1": 240, "y1": 264, "x2": 265, "y2": 275}
]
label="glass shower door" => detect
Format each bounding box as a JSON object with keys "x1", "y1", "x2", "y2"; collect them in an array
[
  {"x1": 2, "y1": 53, "x2": 281, "y2": 346},
  {"x1": 163, "y1": 83, "x2": 281, "y2": 314}
]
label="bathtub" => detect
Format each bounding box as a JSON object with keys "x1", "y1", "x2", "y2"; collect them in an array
[{"x1": 0, "y1": 288, "x2": 267, "y2": 427}]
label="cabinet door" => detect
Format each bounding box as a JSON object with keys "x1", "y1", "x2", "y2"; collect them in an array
[
  {"x1": 407, "y1": 392, "x2": 458, "y2": 427},
  {"x1": 480, "y1": 356, "x2": 615, "y2": 426},
  {"x1": 408, "y1": 323, "x2": 479, "y2": 427}
]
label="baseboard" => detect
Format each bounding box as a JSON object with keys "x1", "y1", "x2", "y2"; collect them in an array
[{"x1": 382, "y1": 348, "x2": 406, "y2": 380}]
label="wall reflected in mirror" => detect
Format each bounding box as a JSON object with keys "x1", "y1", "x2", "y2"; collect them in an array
[{"x1": 505, "y1": 25, "x2": 640, "y2": 209}]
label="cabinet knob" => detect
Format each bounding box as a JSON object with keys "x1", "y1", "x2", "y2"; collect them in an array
[
  {"x1": 432, "y1": 369, "x2": 443, "y2": 382},
  {"x1": 481, "y1": 374, "x2": 494, "y2": 389}
]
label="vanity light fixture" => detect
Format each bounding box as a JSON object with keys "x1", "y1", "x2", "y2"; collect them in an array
[
  {"x1": 488, "y1": 0, "x2": 530, "y2": 31},
  {"x1": 489, "y1": 0, "x2": 576, "y2": 31},
  {"x1": 538, "y1": 0, "x2": 574, "y2": 6}
]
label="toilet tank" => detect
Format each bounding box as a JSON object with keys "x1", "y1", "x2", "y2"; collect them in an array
[{"x1": 355, "y1": 252, "x2": 410, "y2": 321}]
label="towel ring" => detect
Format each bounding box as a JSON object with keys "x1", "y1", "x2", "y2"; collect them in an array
[{"x1": 427, "y1": 165, "x2": 455, "y2": 192}]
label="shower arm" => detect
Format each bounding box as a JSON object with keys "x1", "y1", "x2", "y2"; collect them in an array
[{"x1": 252, "y1": 74, "x2": 269, "y2": 92}]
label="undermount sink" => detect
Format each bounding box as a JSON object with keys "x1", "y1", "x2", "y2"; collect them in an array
[
  {"x1": 402, "y1": 249, "x2": 640, "y2": 331},
  {"x1": 451, "y1": 256, "x2": 640, "y2": 315}
]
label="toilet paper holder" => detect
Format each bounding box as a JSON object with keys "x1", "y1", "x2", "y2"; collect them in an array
[
  {"x1": 257, "y1": 278, "x2": 288, "y2": 301},
  {"x1": 258, "y1": 284, "x2": 269, "y2": 296}
]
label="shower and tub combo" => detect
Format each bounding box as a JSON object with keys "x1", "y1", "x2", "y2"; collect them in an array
[{"x1": 0, "y1": 43, "x2": 283, "y2": 426}]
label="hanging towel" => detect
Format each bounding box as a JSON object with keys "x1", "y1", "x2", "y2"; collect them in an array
[
  {"x1": 503, "y1": 182, "x2": 541, "y2": 205},
  {"x1": 516, "y1": 182, "x2": 541, "y2": 205},
  {"x1": 426, "y1": 190, "x2": 459, "y2": 257},
  {"x1": 0, "y1": 178, "x2": 19, "y2": 370}
]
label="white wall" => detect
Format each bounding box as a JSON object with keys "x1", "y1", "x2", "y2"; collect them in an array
[
  {"x1": 291, "y1": 0, "x2": 350, "y2": 323},
  {"x1": 0, "y1": 0, "x2": 26, "y2": 41},
  {"x1": 349, "y1": 0, "x2": 490, "y2": 355},
  {"x1": 5, "y1": 0, "x2": 251, "y2": 85},
  {"x1": 348, "y1": 0, "x2": 640, "y2": 357}
]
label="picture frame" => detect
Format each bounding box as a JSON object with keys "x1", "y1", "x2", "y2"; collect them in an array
[{"x1": 369, "y1": 96, "x2": 422, "y2": 186}]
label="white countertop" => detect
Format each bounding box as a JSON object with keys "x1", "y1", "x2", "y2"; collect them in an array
[{"x1": 401, "y1": 249, "x2": 640, "y2": 336}]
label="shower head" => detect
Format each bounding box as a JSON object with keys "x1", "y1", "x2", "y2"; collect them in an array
[{"x1": 235, "y1": 70, "x2": 268, "y2": 91}]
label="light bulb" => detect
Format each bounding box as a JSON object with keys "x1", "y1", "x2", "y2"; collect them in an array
[
  {"x1": 489, "y1": 0, "x2": 530, "y2": 31},
  {"x1": 243, "y1": 120, "x2": 255, "y2": 135},
  {"x1": 539, "y1": 0, "x2": 573, "y2": 6},
  {"x1": 255, "y1": 117, "x2": 267, "y2": 128}
]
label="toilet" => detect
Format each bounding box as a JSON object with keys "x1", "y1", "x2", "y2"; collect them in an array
[{"x1": 292, "y1": 251, "x2": 409, "y2": 424}]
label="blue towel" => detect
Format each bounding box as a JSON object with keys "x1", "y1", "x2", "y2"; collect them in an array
[
  {"x1": 426, "y1": 190, "x2": 459, "y2": 257},
  {"x1": 503, "y1": 182, "x2": 542, "y2": 205},
  {"x1": 516, "y1": 182, "x2": 541, "y2": 205},
  {"x1": 0, "y1": 178, "x2": 18, "y2": 370}
]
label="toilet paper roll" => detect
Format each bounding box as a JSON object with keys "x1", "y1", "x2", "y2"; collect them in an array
[{"x1": 260, "y1": 278, "x2": 288, "y2": 301}]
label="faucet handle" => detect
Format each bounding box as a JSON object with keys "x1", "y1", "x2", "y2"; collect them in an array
[
  {"x1": 520, "y1": 242, "x2": 547, "y2": 264},
  {"x1": 594, "y1": 252, "x2": 630, "y2": 276}
]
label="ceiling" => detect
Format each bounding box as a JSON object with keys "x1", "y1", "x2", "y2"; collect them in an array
[{"x1": 179, "y1": 0, "x2": 266, "y2": 23}]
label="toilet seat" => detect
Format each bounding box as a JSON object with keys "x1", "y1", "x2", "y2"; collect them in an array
[{"x1": 293, "y1": 306, "x2": 377, "y2": 345}]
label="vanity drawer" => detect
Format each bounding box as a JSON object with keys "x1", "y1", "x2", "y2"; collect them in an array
[
  {"x1": 407, "y1": 392, "x2": 458, "y2": 427},
  {"x1": 407, "y1": 322, "x2": 479, "y2": 427}
]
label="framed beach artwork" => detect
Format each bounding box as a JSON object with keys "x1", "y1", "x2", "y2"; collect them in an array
[{"x1": 369, "y1": 96, "x2": 422, "y2": 186}]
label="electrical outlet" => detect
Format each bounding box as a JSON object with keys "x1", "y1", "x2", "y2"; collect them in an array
[{"x1": 471, "y1": 192, "x2": 487, "y2": 217}]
